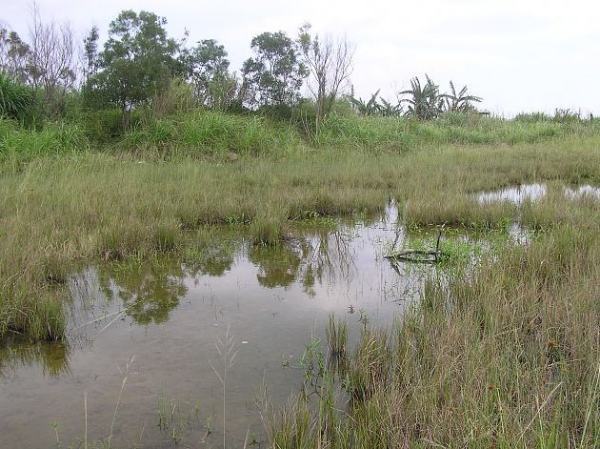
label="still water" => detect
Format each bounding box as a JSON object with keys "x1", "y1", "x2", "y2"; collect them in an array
[{"x1": 1, "y1": 205, "x2": 441, "y2": 449}]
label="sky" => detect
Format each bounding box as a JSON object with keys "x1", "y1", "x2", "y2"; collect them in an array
[{"x1": 1, "y1": 0, "x2": 599, "y2": 116}]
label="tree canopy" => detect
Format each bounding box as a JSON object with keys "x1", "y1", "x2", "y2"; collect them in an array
[{"x1": 242, "y1": 31, "x2": 307, "y2": 108}]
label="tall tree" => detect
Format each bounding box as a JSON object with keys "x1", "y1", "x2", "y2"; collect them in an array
[
  {"x1": 242, "y1": 31, "x2": 307, "y2": 108},
  {"x1": 298, "y1": 24, "x2": 354, "y2": 132},
  {"x1": 81, "y1": 26, "x2": 100, "y2": 82},
  {"x1": 181, "y1": 39, "x2": 231, "y2": 106},
  {"x1": 28, "y1": 5, "x2": 77, "y2": 97},
  {"x1": 84, "y1": 10, "x2": 178, "y2": 125},
  {"x1": 0, "y1": 28, "x2": 31, "y2": 83}
]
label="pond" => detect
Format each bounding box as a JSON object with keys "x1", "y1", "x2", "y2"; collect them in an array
[{"x1": 0, "y1": 204, "x2": 449, "y2": 449}]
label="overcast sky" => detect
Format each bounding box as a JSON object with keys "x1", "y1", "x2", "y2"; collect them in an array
[{"x1": 1, "y1": 0, "x2": 599, "y2": 116}]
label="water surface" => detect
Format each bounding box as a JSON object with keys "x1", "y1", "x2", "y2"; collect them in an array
[{"x1": 1, "y1": 205, "x2": 442, "y2": 449}]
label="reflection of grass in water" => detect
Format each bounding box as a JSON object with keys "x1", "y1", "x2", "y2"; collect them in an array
[{"x1": 0, "y1": 340, "x2": 70, "y2": 377}]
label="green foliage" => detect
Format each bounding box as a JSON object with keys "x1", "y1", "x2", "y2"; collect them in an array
[
  {"x1": 445, "y1": 80, "x2": 482, "y2": 112},
  {"x1": 0, "y1": 72, "x2": 37, "y2": 124},
  {"x1": 0, "y1": 119, "x2": 88, "y2": 165},
  {"x1": 119, "y1": 110, "x2": 300, "y2": 156},
  {"x1": 81, "y1": 26, "x2": 100, "y2": 81},
  {"x1": 242, "y1": 31, "x2": 308, "y2": 107},
  {"x1": 181, "y1": 39, "x2": 232, "y2": 107},
  {"x1": 349, "y1": 89, "x2": 403, "y2": 117},
  {"x1": 400, "y1": 74, "x2": 445, "y2": 120},
  {"x1": 84, "y1": 10, "x2": 179, "y2": 115},
  {"x1": 0, "y1": 28, "x2": 31, "y2": 83},
  {"x1": 152, "y1": 78, "x2": 196, "y2": 118},
  {"x1": 80, "y1": 107, "x2": 145, "y2": 142}
]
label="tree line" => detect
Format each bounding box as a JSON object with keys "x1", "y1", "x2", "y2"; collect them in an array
[{"x1": 0, "y1": 7, "x2": 482, "y2": 132}]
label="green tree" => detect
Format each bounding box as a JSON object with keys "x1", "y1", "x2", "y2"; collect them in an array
[
  {"x1": 81, "y1": 26, "x2": 100, "y2": 81},
  {"x1": 181, "y1": 39, "x2": 231, "y2": 106},
  {"x1": 0, "y1": 28, "x2": 31, "y2": 83},
  {"x1": 242, "y1": 31, "x2": 307, "y2": 108},
  {"x1": 84, "y1": 10, "x2": 179, "y2": 126}
]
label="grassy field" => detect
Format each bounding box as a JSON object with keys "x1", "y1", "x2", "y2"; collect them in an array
[
  {"x1": 0, "y1": 113, "x2": 599, "y2": 340},
  {"x1": 0, "y1": 111, "x2": 598, "y2": 446}
]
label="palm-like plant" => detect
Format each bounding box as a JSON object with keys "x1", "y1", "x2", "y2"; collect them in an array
[
  {"x1": 445, "y1": 81, "x2": 482, "y2": 112},
  {"x1": 399, "y1": 75, "x2": 445, "y2": 120},
  {"x1": 378, "y1": 97, "x2": 402, "y2": 117},
  {"x1": 349, "y1": 89, "x2": 381, "y2": 115},
  {"x1": 349, "y1": 89, "x2": 402, "y2": 117}
]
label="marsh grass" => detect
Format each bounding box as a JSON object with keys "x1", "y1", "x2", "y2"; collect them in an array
[{"x1": 0, "y1": 116, "x2": 599, "y2": 340}]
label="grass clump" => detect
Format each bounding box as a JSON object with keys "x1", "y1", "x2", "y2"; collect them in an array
[{"x1": 325, "y1": 314, "x2": 348, "y2": 358}]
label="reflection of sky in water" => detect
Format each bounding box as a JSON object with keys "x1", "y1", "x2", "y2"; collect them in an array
[
  {"x1": 477, "y1": 183, "x2": 600, "y2": 205},
  {"x1": 0, "y1": 203, "x2": 440, "y2": 449},
  {"x1": 477, "y1": 183, "x2": 546, "y2": 204}
]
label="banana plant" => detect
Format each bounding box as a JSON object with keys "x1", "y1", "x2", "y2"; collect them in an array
[
  {"x1": 445, "y1": 81, "x2": 482, "y2": 112},
  {"x1": 399, "y1": 75, "x2": 445, "y2": 120},
  {"x1": 349, "y1": 89, "x2": 381, "y2": 115}
]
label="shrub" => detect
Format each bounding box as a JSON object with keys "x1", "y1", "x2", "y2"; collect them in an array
[{"x1": 0, "y1": 72, "x2": 38, "y2": 125}]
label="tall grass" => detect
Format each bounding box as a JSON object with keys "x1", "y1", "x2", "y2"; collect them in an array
[
  {"x1": 0, "y1": 119, "x2": 88, "y2": 168},
  {"x1": 118, "y1": 110, "x2": 302, "y2": 157},
  {"x1": 315, "y1": 112, "x2": 600, "y2": 150}
]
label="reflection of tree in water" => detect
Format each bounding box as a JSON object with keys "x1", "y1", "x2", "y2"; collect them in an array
[
  {"x1": 99, "y1": 259, "x2": 187, "y2": 325},
  {"x1": 248, "y1": 229, "x2": 355, "y2": 292},
  {"x1": 0, "y1": 340, "x2": 70, "y2": 378},
  {"x1": 249, "y1": 243, "x2": 302, "y2": 288},
  {"x1": 185, "y1": 243, "x2": 235, "y2": 277}
]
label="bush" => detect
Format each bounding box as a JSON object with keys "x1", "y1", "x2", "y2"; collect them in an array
[
  {"x1": 0, "y1": 72, "x2": 39, "y2": 125},
  {"x1": 119, "y1": 110, "x2": 300, "y2": 156},
  {"x1": 81, "y1": 108, "x2": 147, "y2": 143}
]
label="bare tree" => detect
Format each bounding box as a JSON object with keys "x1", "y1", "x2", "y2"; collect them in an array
[
  {"x1": 298, "y1": 24, "x2": 354, "y2": 134},
  {"x1": 28, "y1": 2, "x2": 76, "y2": 116}
]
